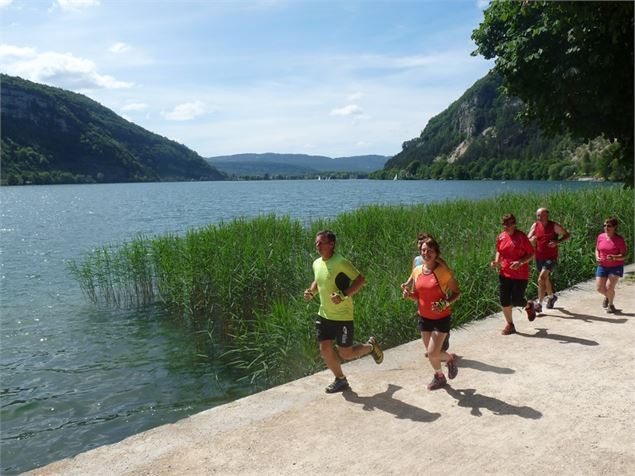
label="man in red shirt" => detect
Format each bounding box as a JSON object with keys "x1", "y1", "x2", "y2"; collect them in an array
[{"x1": 528, "y1": 208, "x2": 570, "y2": 312}]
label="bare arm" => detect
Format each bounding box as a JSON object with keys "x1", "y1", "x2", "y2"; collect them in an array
[
  {"x1": 554, "y1": 222, "x2": 570, "y2": 243},
  {"x1": 303, "y1": 280, "x2": 318, "y2": 301},
  {"x1": 510, "y1": 249, "x2": 534, "y2": 270},
  {"x1": 445, "y1": 278, "x2": 461, "y2": 304},
  {"x1": 490, "y1": 251, "x2": 501, "y2": 268},
  {"x1": 331, "y1": 274, "x2": 365, "y2": 304},
  {"x1": 344, "y1": 274, "x2": 365, "y2": 297},
  {"x1": 527, "y1": 222, "x2": 537, "y2": 244}
]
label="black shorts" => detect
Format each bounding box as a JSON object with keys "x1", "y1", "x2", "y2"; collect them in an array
[
  {"x1": 499, "y1": 275, "x2": 528, "y2": 307},
  {"x1": 315, "y1": 315, "x2": 354, "y2": 347},
  {"x1": 418, "y1": 315, "x2": 452, "y2": 333}
]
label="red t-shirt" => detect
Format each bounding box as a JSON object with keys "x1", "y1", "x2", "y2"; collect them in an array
[
  {"x1": 533, "y1": 221, "x2": 558, "y2": 260},
  {"x1": 496, "y1": 230, "x2": 534, "y2": 280},
  {"x1": 596, "y1": 233, "x2": 627, "y2": 267},
  {"x1": 412, "y1": 271, "x2": 452, "y2": 319}
]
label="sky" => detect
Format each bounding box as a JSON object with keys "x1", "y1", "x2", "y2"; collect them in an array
[{"x1": 0, "y1": 0, "x2": 493, "y2": 158}]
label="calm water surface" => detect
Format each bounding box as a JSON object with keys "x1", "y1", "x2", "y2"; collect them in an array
[{"x1": 0, "y1": 179, "x2": 611, "y2": 473}]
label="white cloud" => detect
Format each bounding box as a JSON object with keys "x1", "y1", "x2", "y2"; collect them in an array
[
  {"x1": 348, "y1": 91, "x2": 363, "y2": 101},
  {"x1": 56, "y1": 0, "x2": 100, "y2": 11},
  {"x1": 109, "y1": 42, "x2": 130, "y2": 54},
  {"x1": 0, "y1": 44, "x2": 36, "y2": 58},
  {"x1": 0, "y1": 44, "x2": 132, "y2": 90},
  {"x1": 162, "y1": 101, "x2": 206, "y2": 121},
  {"x1": 0, "y1": 0, "x2": 14, "y2": 8},
  {"x1": 330, "y1": 104, "x2": 363, "y2": 116},
  {"x1": 121, "y1": 103, "x2": 148, "y2": 111}
]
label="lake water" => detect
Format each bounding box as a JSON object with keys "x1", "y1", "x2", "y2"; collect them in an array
[{"x1": 0, "y1": 179, "x2": 612, "y2": 473}]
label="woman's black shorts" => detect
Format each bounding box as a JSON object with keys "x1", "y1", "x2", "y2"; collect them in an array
[
  {"x1": 418, "y1": 315, "x2": 452, "y2": 333},
  {"x1": 499, "y1": 275, "x2": 528, "y2": 307}
]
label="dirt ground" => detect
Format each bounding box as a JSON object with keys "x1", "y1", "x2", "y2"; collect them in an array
[{"x1": 28, "y1": 266, "x2": 635, "y2": 476}]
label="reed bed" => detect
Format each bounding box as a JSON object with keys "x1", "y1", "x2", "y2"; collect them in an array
[{"x1": 69, "y1": 187, "x2": 633, "y2": 387}]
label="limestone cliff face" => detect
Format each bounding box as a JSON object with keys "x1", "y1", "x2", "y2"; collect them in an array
[{"x1": 385, "y1": 72, "x2": 550, "y2": 170}]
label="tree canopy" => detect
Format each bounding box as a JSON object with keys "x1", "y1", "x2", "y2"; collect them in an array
[{"x1": 472, "y1": 1, "x2": 634, "y2": 186}]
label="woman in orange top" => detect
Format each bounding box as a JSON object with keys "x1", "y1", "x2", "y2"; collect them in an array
[{"x1": 403, "y1": 236, "x2": 461, "y2": 390}]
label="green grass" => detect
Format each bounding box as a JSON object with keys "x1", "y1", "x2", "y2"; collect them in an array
[{"x1": 69, "y1": 186, "x2": 633, "y2": 388}]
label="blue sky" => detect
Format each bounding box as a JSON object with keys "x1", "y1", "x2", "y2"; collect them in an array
[{"x1": 0, "y1": 0, "x2": 492, "y2": 158}]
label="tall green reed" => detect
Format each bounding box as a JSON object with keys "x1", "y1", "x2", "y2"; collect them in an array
[{"x1": 69, "y1": 186, "x2": 633, "y2": 388}]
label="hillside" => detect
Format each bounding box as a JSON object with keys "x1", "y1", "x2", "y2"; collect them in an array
[
  {"x1": 206, "y1": 153, "x2": 389, "y2": 178},
  {"x1": 378, "y1": 72, "x2": 619, "y2": 181},
  {"x1": 0, "y1": 74, "x2": 224, "y2": 185}
]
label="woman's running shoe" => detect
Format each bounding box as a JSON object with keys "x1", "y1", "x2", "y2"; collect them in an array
[
  {"x1": 602, "y1": 297, "x2": 609, "y2": 308},
  {"x1": 501, "y1": 323, "x2": 516, "y2": 335},
  {"x1": 427, "y1": 373, "x2": 447, "y2": 390},
  {"x1": 446, "y1": 354, "x2": 458, "y2": 380},
  {"x1": 546, "y1": 295, "x2": 558, "y2": 309}
]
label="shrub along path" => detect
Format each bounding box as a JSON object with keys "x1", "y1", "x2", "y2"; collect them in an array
[{"x1": 29, "y1": 266, "x2": 635, "y2": 475}]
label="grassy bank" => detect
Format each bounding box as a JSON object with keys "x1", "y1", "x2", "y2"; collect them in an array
[{"x1": 70, "y1": 187, "x2": 633, "y2": 387}]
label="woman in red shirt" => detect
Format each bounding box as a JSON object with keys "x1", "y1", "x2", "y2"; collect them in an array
[
  {"x1": 595, "y1": 216, "x2": 628, "y2": 313},
  {"x1": 403, "y1": 236, "x2": 461, "y2": 390},
  {"x1": 490, "y1": 213, "x2": 535, "y2": 335}
]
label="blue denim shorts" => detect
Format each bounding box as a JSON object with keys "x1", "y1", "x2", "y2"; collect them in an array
[
  {"x1": 595, "y1": 265, "x2": 624, "y2": 278},
  {"x1": 536, "y1": 259, "x2": 557, "y2": 272}
]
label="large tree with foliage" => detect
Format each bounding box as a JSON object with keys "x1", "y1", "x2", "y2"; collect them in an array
[{"x1": 472, "y1": 1, "x2": 633, "y2": 186}]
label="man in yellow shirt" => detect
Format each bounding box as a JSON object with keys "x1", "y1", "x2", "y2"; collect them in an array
[{"x1": 304, "y1": 230, "x2": 383, "y2": 393}]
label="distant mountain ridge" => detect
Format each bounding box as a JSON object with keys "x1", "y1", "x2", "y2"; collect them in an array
[
  {"x1": 206, "y1": 153, "x2": 389, "y2": 177},
  {"x1": 1, "y1": 74, "x2": 224, "y2": 185}
]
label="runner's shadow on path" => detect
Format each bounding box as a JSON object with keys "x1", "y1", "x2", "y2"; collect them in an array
[
  {"x1": 343, "y1": 384, "x2": 441, "y2": 423},
  {"x1": 444, "y1": 386, "x2": 542, "y2": 419},
  {"x1": 455, "y1": 357, "x2": 515, "y2": 375},
  {"x1": 516, "y1": 328, "x2": 599, "y2": 346},
  {"x1": 552, "y1": 308, "x2": 628, "y2": 323}
]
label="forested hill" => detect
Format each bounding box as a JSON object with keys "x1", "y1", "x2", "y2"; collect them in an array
[
  {"x1": 379, "y1": 72, "x2": 618, "y2": 181},
  {"x1": 206, "y1": 153, "x2": 389, "y2": 178},
  {"x1": 1, "y1": 74, "x2": 224, "y2": 185}
]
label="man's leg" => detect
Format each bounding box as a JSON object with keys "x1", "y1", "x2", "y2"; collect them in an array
[
  {"x1": 538, "y1": 268, "x2": 551, "y2": 304},
  {"x1": 319, "y1": 339, "x2": 344, "y2": 378},
  {"x1": 337, "y1": 343, "x2": 373, "y2": 361}
]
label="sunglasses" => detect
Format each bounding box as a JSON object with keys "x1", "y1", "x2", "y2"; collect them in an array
[{"x1": 603, "y1": 224, "x2": 615, "y2": 228}]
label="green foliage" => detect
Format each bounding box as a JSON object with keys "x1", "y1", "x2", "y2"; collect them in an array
[
  {"x1": 472, "y1": 1, "x2": 634, "y2": 185},
  {"x1": 69, "y1": 187, "x2": 632, "y2": 388},
  {"x1": 1, "y1": 74, "x2": 225, "y2": 185}
]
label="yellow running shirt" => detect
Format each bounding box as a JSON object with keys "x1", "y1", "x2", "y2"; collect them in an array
[{"x1": 312, "y1": 253, "x2": 360, "y2": 321}]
